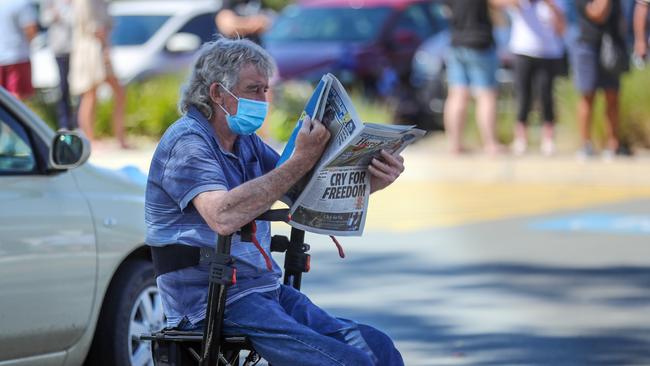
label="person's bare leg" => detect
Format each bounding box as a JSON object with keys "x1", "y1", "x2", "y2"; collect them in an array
[
  {"x1": 475, "y1": 88, "x2": 502, "y2": 155},
  {"x1": 512, "y1": 121, "x2": 528, "y2": 155},
  {"x1": 603, "y1": 89, "x2": 620, "y2": 152},
  {"x1": 107, "y1": 75, "x2": 128, "y2": 148},
  {"x1": 541, "y1": 122, "x2": 555, "y2": 156},
  {"x1": 577, "y1": 93, "x2": 595, "y2": 148},
  {"x1": 444, "y1": 86, "x2": 470, "y2": 154},
  {"x1": 77, "y1": 88, "x2": 97, "y2": 142}
]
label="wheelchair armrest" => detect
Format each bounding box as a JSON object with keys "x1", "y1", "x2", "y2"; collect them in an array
[{"x1": 256, "y1": 208, "x2": 290, "y2": 222}]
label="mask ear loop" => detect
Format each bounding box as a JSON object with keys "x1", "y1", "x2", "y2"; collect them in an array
[
  {"x1": 214, "y1": 82, "x2": 239, "y2": 116},
  {"x1": 218, "y1": 82, "x2": 239, "y2": 100}
]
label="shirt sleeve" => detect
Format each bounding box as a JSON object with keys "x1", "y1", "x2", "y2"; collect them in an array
[
  {"x1": 162, "y1": 133, "x2": 229, "y2": 211},
  {"x1": 575, "y1": 0, "x2": 590, "y2": 15},
  {"x1": 18, "y1": 1, "x2": 38, "y2": 28}
]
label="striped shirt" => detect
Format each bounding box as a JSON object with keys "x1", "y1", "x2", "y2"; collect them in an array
[{"x1": 145, "y1": 106, "x2": 281, "y2": 327}]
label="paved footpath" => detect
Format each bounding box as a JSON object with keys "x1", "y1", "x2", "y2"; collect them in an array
[{"x1": 92, "y1": 135, "x2": 650, "y2": 365}]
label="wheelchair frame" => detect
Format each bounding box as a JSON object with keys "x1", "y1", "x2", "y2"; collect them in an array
[{"x1": 141, "y1": 209, "x2": 311, "y2": 366}]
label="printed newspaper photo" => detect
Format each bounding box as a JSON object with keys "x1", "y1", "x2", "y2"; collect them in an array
[{"x1": 277, "y1": 74, "x2": 426, "y2": 236}]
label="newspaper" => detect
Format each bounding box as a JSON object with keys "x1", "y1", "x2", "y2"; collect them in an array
[{"x1": 276, "y1": 74, "x2": 426, "y2": 236}]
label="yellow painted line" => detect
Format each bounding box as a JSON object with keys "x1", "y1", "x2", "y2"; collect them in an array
[{"x1": 366, "y1": 182, "x2": 650, "y2": 232}]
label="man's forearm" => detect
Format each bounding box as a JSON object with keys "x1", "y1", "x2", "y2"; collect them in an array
[
  {"x1": 489, "y1": 0, "x2": 520, "y2": 8},
  {"x1": 213, "y1": 157, "x2": 313, "y2": 234},
  {"x1": 585, "y1": 0, "x2": 612, "y2": 24},
  {"x1": 24, "y1": 24, "x2": 38, "y2": 42}
]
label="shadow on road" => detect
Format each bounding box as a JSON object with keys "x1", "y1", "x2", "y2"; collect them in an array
[{"x1": 304, "y1": 252, "x2": 650, "y2": 365}]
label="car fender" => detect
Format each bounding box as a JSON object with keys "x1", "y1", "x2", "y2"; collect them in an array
[{"x1": 60, "y1": 165, "x2": 147, "y2": 366}]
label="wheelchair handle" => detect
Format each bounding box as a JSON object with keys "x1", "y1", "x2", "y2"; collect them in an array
[{"x1": 255, "y1": 208, "x2": 290, "y2": 222}]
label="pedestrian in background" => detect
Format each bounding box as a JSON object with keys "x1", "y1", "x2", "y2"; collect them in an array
[
  {"x1": 215, "y1": 0, "x2": 271, "y2": 45},
  {"x1": 507, "y1": 0, "x2": 566, "y2": 156},
  {"x1": 0, "y1": 0, "x2": 38, "y2": 101},
  {"x1": 442, "y1": 0, "x2": 507, "y2": 156},
  {"x1": 573, "y1": 0, "x2": 629, "y2": 159},
  {"x1": 634, "y1": 0, "x2": 649, "y2": 61},
  {"x1": 42, "y1": 0, "x2": 75, "y2": 130},
  {"x1": 70, "y1": 0, "x2": 128, "y2": 149}
]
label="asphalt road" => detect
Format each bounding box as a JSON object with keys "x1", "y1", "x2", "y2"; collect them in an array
[{"x1": 92, "y1": 136, "x2": 650, "y2": 365}]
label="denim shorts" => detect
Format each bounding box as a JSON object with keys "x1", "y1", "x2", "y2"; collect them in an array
[
  {"x1": 571, "y1": 41, "x2": 620, "y2": 94},
  {"x1": 446, "y1": 46, "x2": 498, "y2": 89}
]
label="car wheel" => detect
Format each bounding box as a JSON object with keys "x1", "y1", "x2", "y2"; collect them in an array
[{"x1": 86, "y1": 259, "x2": 164, "y2": 366}]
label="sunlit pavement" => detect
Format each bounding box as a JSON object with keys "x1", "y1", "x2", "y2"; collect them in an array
[{"x1": 92, "y1": 135, "x2": 650, "y2": 365}]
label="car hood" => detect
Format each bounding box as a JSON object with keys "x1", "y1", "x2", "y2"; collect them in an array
[
  {"x1": 111, "y1": 46, "x2": 152, "y2": 84},
  {"x1": 264, "y1": 41, "x2": 362, "y2": 81},
  {"x1": 72, "y1": 163, "x2": 145, "y2": 214}
]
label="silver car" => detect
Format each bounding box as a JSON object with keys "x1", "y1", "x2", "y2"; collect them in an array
[{"x1": 0, "y1": 88, "x2": 162, "y2": 366}]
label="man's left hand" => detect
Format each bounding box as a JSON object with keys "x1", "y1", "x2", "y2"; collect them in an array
[{"x1": 368, "y1": 150, "x2": 405, "y2": 193}]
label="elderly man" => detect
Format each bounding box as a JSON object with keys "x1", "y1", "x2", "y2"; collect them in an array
[{"x1": 145, "y1": 38, "x2": 404, "y2": 366}]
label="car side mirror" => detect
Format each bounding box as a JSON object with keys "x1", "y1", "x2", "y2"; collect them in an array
[
  {"x1": 165, "y1": 32, "x2": 202, "y2": 53},
  {"x1": 49, "y1": 130, "x2": 90, "y2": 170}
]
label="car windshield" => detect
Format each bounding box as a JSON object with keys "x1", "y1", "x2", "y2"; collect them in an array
[
  {"x1": 111, "y1": 15, "x2": 170, "y2": 46},
  {"x1": 264, "y1": 6, "x2": 391, "y2": 42}
]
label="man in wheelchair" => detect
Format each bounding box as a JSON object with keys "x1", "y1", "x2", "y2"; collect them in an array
[{"x1": 145, "y1": 37, "x2": 405, "y2": 366}]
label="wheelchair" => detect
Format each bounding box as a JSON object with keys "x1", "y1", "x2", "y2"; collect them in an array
[{"x1": 140, "y1": 209, "x2": 319, "y2": 366}]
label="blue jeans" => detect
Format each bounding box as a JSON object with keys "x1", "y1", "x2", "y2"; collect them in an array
[
  {"x1": 447, "y1": 46, "x2": 498, "y2": 89},
  {"x1": 55, "y1": 54, "x2": 75, "y2": 130},
  {"x1": 182, "y1": 285, "x2": 403, "y2": 366}
]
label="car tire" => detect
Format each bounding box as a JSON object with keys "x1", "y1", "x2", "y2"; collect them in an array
[{"x1": 85, "y1": 259, "x2": 164, "y2": 366}]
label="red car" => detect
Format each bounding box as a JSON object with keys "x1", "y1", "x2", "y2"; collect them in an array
[{"x1": 263, "y1": 0, "x2": 448, "y2": 92}]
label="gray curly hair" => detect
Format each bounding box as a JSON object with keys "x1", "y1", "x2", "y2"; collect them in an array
[{"x1": 179, "y1": 37, "x2": 275, "y2": 119}]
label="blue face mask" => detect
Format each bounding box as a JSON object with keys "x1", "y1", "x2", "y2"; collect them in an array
[{"x1": 217, "y1": 84, "x2": 268, "y2": 135}]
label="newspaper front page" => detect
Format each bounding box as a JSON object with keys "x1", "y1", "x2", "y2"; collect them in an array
[{"x1": 284, "y1": 74, "x2": 425, "y2": 236}]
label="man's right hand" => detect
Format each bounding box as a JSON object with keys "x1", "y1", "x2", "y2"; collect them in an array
[{"x1": 291, "y1": 116, "x2": 330, "y2": 170}]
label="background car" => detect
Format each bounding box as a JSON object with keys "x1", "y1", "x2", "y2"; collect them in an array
[
  {"x1": 0, "y1": 88, "x2": 160, "y2": 366},
  {"x1": 263, "y1": 0, "x2": 449, "y2": 93},
  {"x1": 32, "y1": 0, "x2": 221, "y2": 91}
]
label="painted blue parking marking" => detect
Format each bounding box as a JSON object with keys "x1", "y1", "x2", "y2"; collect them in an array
[{"x1": 530, "y1": 213, "x2": 650, "y2": 235}]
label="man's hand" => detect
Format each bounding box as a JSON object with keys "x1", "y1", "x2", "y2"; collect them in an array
[
  {"x1": 368, "y1": 150, "x2": 405, "y2": 193},
  {"x1": 291, "y1": 116, "x2": 330, "y2": 170},
  {"x1": 585, "y1": 0, "x2": 612, "y2": 24}
]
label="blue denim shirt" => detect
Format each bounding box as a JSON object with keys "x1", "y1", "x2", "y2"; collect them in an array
[{"x1": 145, "y1": 106, "x2": 281, "y2": 327}]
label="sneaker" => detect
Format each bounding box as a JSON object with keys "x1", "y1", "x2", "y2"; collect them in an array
[
  {"x1": 576, "y1": 142, "x2": 595, "y2": 160},
  {"x1": 601, "y1": 148, "x2": 615, "y2": 162},
  {"x1": 541, "y1": 138, "x2": 555, "y2": 157},
  {"x1": 616, "y1": 142, "x2": 633, "y2": 157},
  {"x1": 512, "y1": 138, "x2": 527, "y2": 156}
]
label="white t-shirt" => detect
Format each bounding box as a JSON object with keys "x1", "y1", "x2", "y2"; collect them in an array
[
  {"x1": 508, "y1": 0, "x2": 565, "y2": 59},
  {"x1": 0, "y1": 0, "x2": 37, "y2": 66}
]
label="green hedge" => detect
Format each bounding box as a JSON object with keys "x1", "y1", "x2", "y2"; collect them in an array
[{"x1": 27, "y1": 67, "x2": 650, "y2": 149}]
